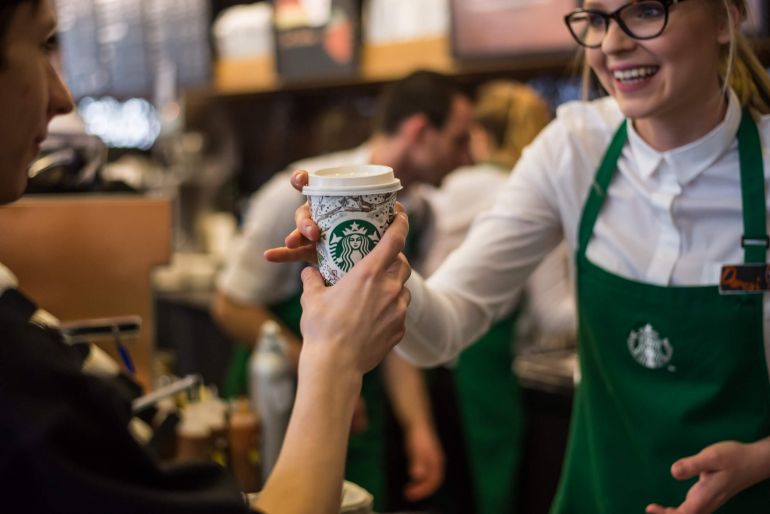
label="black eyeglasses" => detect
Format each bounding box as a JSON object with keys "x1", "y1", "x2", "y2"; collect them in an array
[{"x1": 564, "y1": 0, "x2": 689, "y2": 48}]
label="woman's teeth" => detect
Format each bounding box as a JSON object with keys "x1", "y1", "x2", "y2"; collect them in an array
[{"x1": 613, "y1": 66, "x2": 659, "y2": 83}]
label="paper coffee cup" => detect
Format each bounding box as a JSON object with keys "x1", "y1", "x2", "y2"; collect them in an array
[{"x1": 303, "y1": 165, "x2": 402, "y2": 285}]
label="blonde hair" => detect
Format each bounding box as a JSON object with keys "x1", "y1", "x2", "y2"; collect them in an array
[
  {"x1": 474, "y1": 81, "x2": 551, "y2": 170},
  {"x1": 579, "y1": 0, "x2": 770, "y2": 115},
  {"x1": 720, "y1": 0, "x2": 770, "y2": 114}
]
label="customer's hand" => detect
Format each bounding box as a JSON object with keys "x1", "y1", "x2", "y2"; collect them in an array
[
  {"x1": 298, "y1": 210, "x2": 411, "y2": 375},
  {"x1": 646, "y1": 437, "x2": 770, "y2": 514}
]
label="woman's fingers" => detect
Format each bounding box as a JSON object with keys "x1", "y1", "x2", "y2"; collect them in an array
[
  {"x1": 264, "y1": 245, "x2": 317, "y2": 263},
  {"x1": 294, "y1": 203, "x2": 319, "y2": 242},
  {"x1": 290, "y1": 169, "x2": 309, "y2": 192}
]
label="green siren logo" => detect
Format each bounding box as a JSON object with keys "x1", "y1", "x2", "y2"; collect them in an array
[{"x1": 328, "y1": 219, "x2": 380, "y2": 272}]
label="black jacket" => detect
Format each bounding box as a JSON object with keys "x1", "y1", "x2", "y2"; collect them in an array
[{"x1": 0, "y1": 288, "x2": 251, "y2": 514}]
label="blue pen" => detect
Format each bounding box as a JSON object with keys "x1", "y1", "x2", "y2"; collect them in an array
[{"x1": 113, "y1": 327, "x2": 135, "y2": 374}]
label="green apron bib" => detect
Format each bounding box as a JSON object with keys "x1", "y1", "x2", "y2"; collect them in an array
[
  {"x1": 551, "y1": 111, "x2": 770, "y2": 513},
  {"x1": 454, "y1": 312, "x2": 523, "y2": 514},
  {"x1": 221, "y1": 293, "x2": 387, "y2": 510}
]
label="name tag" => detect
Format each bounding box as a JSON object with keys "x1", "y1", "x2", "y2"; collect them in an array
[{"x1": 719, "y1": 264, "x2": 770, "y2": 294}]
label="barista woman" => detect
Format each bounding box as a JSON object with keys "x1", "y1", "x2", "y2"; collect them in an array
[{"x1": 270, "y1": 0, "x2": 770, "y2": 512}]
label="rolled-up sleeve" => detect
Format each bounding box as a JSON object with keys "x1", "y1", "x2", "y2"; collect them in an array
[{"x1": 397, "y1": 124, "x2": 567, "y2": 366}]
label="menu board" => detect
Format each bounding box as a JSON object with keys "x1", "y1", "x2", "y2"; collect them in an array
[
  {"x1": 273, "y1": 0, "x2": 360, "y2": 81},
  {"x1": 450, "y1": 0, "x2": 578, "y2": 61},
  {"x1": 54, "y1": 0, "x2": 211, "y2": 99}
]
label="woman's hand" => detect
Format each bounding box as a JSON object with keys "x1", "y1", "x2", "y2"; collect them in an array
[
  {"x1": 264, "y1": 170, "x2": 319, "y2": 264},
  {"x1": 646, "y1": 437, "x2": 770, "y2": 514}
]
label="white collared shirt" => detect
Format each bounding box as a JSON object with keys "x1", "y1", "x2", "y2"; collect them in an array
[{"x1": 400, "y1": 90, "x2": 770, "y2": 378}]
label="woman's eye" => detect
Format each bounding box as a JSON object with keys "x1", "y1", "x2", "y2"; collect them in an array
[
  {"x1": 588, "y1": 13, "x2": 605, "y2": 28},
  {"x1": 629, "y1": 2, "x2": 665, "y2": 19}
]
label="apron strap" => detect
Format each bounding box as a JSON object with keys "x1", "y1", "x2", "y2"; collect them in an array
[
  {"x1": 578, "y1": 110, "x2": 767, "y2": 265},
  {"x1": 737, "y1": 109, "x2": 768, "y2": 264},
  {"x1": 577, "y1": 120, "x2": 628, "y2": 256}
]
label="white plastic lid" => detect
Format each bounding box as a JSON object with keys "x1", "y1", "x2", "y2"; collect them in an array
[{"x1": 302, "y1": 165, "x2": 402, "y2": 196}]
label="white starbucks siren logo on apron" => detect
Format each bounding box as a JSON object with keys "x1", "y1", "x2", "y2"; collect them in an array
[
  {"x1": 328, "y1": 219, "x2": 380, "y2": 273},
  {"x1": 627, "y1": 324, "x2": 673, "y2": 370}
]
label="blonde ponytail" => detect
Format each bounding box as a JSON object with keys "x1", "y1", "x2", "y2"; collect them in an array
[
  {"x1": 474, "y1": 82, "x2": 551, "y2": 170},
  {"x1": 721, "y1": 0, "x2": 770, "y2": 114}
]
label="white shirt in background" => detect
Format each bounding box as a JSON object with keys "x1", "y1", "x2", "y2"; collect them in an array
[{"x1": 218, "y1": 144, "x2": 372, "y2": 305}]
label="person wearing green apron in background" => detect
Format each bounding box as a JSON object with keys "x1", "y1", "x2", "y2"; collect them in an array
[
  {"x1": 214, "y1": 71, "x2": 476, "y2": 509},
  {"x1": 274, "y1": 1, "x2": 770, "y2": 512},
  {"x1": 423, "y1": 81, "x2": 575, "y2": 514}
]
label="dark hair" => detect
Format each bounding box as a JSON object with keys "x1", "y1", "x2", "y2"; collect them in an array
[
  {"x1": 373, "y1": 70, "x2": 466, "y2": 135},
  {"x1": 0, "y1": 0, "x2": 40, "y2": 66}
]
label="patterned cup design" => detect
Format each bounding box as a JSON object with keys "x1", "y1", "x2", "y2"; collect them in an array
[{"x1": 308, "y1": 192, "x2": 397, "y2": 285}]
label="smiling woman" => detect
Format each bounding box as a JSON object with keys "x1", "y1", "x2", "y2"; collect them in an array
[{"x1": 266, "y1": 0, "x2": 770, "y2": 513}]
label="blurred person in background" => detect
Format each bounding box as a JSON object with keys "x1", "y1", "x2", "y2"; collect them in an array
[
  {"x1": 420, "y1": 81, "x2": 575, "y2": 514},
  {"x1": 213, "y1": 70, "x2": 474, "y2": 510}
]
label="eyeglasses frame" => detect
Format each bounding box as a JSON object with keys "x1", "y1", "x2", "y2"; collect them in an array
[{"x1": 563, "y1": 0, "x2": 689, "y2": 48}]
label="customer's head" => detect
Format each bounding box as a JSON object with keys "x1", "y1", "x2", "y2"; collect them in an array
[
  {"x1": 373, "y1": 70, "x2": 473, "y2": 187},
  {"x1": 471, "y1": 81, "x2": 551, "y2": 170},
  {"x1": 0, "y1": 0, "x2": 73, "y2": 205}
]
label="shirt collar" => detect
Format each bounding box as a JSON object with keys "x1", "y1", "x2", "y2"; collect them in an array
[{"x1": 626, "y1": 89, "x2": 742, "y2": 185}]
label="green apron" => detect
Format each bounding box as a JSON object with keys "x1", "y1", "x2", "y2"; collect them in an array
[
  {"x1": 551, "y1": 111, "x2": 770, "y2": 513},
  {"x1": 221, "y1": 293, "x2": 387, "y2": 510},
  {"x1": 454, "y1": 313, "x2": 523, "y2": 514}
]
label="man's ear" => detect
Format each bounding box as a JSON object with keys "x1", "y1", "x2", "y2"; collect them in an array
[
  {"x1": 396, "y1": 113, "x2": 430, "y2": 144},
  {"x1": 716, "y1": 1, "x2": 744, "y2": 45}
]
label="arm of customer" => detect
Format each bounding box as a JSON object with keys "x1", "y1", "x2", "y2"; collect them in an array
[
  {"x1": 381, "y1": 352, "x2": 445, "y2": 501},
  {"x1": 645, "y1": 436, "x2": 770, "y2": 514},
  {"x1": 255, "y1": 211, "x2": 411, "y2": 514}
]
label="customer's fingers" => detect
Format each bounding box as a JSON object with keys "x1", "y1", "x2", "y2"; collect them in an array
[
  {"x1": 385, "y1": 253, "x2": 411, "y2": 284},
  {"x1": 362, "y1": 213, "x2": 408, "y2": 270},
  {"x1": 399, "y1": 286, "x2": 412, "y2": 308},
  {"x1": 299, "y1": 266, "x2": 325, "y2": 298}
]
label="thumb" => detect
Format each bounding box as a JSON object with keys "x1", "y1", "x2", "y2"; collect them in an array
[
  {"x1": 364, "y1": 212, "x2": 409, "y2": 269},
  {"x1": 300, "y1": 266, "x2": 326, "y2": 295},
  {"x1": 671, "y1": 450, "x2": 713, "y2": 480},
  {"x1": 291, "y1": 169, "x2": 309, "y2": 192}
]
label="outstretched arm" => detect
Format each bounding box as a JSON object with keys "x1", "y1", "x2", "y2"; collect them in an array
[{"x1": 255, "y1": 212, "x2": 411, "y2": 514}]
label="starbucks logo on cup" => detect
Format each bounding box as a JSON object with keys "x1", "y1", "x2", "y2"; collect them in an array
[{"x1": 328, "y1": 219, "x2": 380, "y2": 273}]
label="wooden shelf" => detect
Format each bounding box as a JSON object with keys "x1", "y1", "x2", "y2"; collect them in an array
[
  {"x1": 211, "y1": 36, "x2": 579, "y2": 98},
  {"x1": 207, "y1": 36, "x2": 770, "y2": 100}
]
